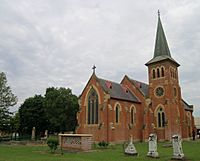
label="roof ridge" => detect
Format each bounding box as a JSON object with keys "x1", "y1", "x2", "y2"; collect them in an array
[
  {"x1": 97, "y1": 76, "x2": 140, "y2": 103},
  {"x1": 97, "y1": 77, "x2": 122, "y2": 85},
  {"x1": 125, "y1": 75, "x2": 149, "y2": 97},
  {"x1": 126, "y1": 75, "x2": 149, "y2": 86},
  {"x1": 131, "y1": 79, "x2": 148, "y2": 86}
]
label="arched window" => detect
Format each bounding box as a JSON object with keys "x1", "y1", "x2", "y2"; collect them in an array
[
  {"x1": 170, "y1": 69, "x2": 173, "y2": 78},
  {"x1": 173, "y1": 87, "x2": 177, "y2": 97},
  {"x1": 152, "y1": 69, "x2": 156, "y2": 79},
  {"x1": 157, "y1": 108, "x2": 165, "y2": 127},
  {"x1": 87, "y1": 88, "x2": 98, "y2": 124},
  {"x1": 174, "y1": 70, "x2": 177, "y2": 79},
  {"x1": 115, "y1": 104, "x2": 120, "y2": 123},
  {"x1": 157, "y1": 68, "x2": 160, "y2": 78},
  {"x1": 187, "y1": 112, "x2": 191, "y2": 127},
  {"x1": 130, "y1": 107, "x2": 135, "y2": 124},
  {"x1": 172, "y1": 69, "x2": 175, "y2": 78},
  {"x1": 161, "y1": 67, "x2": 164, "y2": 77}
]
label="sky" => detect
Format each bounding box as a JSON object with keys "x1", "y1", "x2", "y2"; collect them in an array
[{"x1": 0, "y1": 0, "x2": 200, "y2": 116}]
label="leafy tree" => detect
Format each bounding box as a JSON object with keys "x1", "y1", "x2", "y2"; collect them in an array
[
  {"x1": 0, "y1": 72, "x2": 17, "y2": 132},
  {"x1": 10, "y1": 112, "x2": 20, "y2": 132},
  {"x1": 44, "y1": 87, "x2": 79, "y2": 133},
  {"x1": 19, "y1": 95, "x2": 48, "y2": 135}
]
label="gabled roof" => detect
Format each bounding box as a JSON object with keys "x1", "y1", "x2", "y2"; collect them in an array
[
  {"x1": 97, "y1": 77, "x2": 140, "y2": 103},
  {"x1": 79, "y1": 73, "x2": 97, "y2": 98},
  {"x1": 122, "y1": 76, "x2": 193, "y2": 112},
  {"x1": 125, "y1": 75, "x2": 149, "y2": 97},
  {"x1": 80, "y1": 73, "x2": 193, "y2": 112},
  {"x1": 145, "y1": 12, "x2": 179, "y2": 66}
]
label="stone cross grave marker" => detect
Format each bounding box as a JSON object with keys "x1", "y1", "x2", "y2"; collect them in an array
[
  {"x1": 124, "y1": 135, "x2": 138, "y2": 156},
  {"x1": 147, "y1": 133, "x2": 159, "y2": 158},
  {"x1": 172, "y1": 135, "x2": 184, "y2": 160}
]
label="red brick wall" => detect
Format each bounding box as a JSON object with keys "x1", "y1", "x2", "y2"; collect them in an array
[
  {"x1": 76, "y1": 60, "x2": 194, "y2": 142},
  {"x1": 76, "y1": 74, "x2": 107, "y2": 142},
  {"x1": 121, "y1": 76, "x2": 146, "y2": 140},
  {"x1": 76, "y1": 74, "x2": 143, "y2": 143},
  {"x1": 147, "y1": 61, "x2": 192, "y2": 140}
]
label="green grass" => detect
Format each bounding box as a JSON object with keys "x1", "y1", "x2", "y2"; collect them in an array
[{"x1": 0, "y1": 141, "x2": 200, "y2": 161}]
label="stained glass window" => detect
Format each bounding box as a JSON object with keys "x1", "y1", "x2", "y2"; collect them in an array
[{"x1": 87, "y1": 89, "x2": 98, "y2": 124}]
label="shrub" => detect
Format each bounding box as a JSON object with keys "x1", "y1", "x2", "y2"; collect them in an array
[
  {"x1": 47, "y1": 137, "x2": 59, "y2": 153},
  {"x1": 98, "y1": 141, "x2": 109, "y2": 148}
]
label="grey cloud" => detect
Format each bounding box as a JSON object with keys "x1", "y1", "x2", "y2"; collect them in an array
[{"x1": 0, "y1": 0, "x2": 200, "y2": 116}]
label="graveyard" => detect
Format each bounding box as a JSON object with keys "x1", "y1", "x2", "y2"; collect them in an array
[{"x1": 0, "y1": 140, "x2": 200, "y2": 161}]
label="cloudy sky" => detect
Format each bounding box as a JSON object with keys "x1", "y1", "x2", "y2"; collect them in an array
[{"x1": 0, "y1": 0, "x2": 200, "y2": 116}]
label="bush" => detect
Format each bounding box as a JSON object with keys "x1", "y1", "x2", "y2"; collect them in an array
[
  {"x1": 47, "y1": 137, "x2": 59, "y2": 153},
  {"x1": 98, "y1": 141, "x2": 109, "y2": 148}
]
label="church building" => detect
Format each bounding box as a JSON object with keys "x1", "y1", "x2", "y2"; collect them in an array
[{"x1": 76, "y1": 13, "x2": 195, "y2": 142}]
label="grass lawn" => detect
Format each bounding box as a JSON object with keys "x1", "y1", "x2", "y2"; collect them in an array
[{"x1": 0, "y1": 141, "x2": 200, "y2": 161}]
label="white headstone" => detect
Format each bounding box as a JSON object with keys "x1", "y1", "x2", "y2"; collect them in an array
[
  {"x1": 147, "y1": 133, "x2": 159, "y2": 158},
  {"x1": 31, "y1": 127, "x2": 36, "y2": 140},
  {"x1": 12, "y1": 132, "x2": 15, "y2": 139},
  {"x1": 172, "y1": 135, "x2": 184, "y2": 160},
  {"x1": 124, "y1": 135, "x2": 138, "y2": 156},
  {"x1": 44, "y1": 130, "x2": 48, "y2": 139}
]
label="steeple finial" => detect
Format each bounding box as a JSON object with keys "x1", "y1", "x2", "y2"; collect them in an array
[
  {"x1": 158, "y1": 10, "x2": 160, "y2": 17},
  {"x1": 92, "y1": 65, "x2": 96, "y2": 74}
]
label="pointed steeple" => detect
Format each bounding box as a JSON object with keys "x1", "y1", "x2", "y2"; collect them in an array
[
  {"x1": 145, "y1": 11, "x2": 179, "y2": 66},
  {"x1": 154, "y1": 10, "x2": 171, "y2": 58}
]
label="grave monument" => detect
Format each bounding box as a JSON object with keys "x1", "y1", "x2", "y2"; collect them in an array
[
  {"x1": 124, "y1": 135, "x2": 138, "y2": 156},
  {"x1": 147, "y1": 133, "x2": 159, "y2": 158},
  {"x1": 172, "y1": 135, "x2": 184, "y2": 160},
  {"x1": 31, "y1": 127, "x2": 36, "y2": 141}
]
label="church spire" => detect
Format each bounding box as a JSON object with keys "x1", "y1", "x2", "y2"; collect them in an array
[
  {"x1": 145, "y1": 11, "x2": 179, "y2": 66},
  {"x1": 153, "y1": 10, "x2": 171, "y2": 58}
]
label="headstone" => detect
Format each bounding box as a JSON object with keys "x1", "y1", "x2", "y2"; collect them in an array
[
  {"x1": 31, "y1": 127, "x2": 36, "y2": 141},
  {"x1": 147, "y1": 133, "x2": 159, "y2": 158},
  {"x1": 16, "y1": 133, "x2": 19, "y2": 140},
  {"x1": 172, "y1": 135, "x2": 184, "y2": 160},
  {"x1": 124, "y1": 135, "x2": 138, "y2": 156},
  {"x1": 12, "y1": 132, "x2": 16, "y2": 140},
  {"x1": 44, "y1": 130, "x2": 48, "y2": 139}
]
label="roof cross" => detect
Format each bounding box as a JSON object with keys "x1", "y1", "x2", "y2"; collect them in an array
[{"x1": 92, "y1": 65, "x2": 96, "y2": 74}]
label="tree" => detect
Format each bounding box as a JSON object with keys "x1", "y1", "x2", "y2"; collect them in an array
[
  {"x1": 19, "y1": 95, "x2": 48, "y2": 135},
  {"x1": 44, "y1": 87, "x2": 79, "y2": 133},
  {"x1": 0, "y1": 72, "x2": 17, "y2": 132},
  {"x1": 10, "y1": 112, "x2": 20, "y2": 132}
]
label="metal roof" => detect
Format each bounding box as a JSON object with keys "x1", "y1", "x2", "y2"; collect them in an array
[
  {"x1": 182, "y1": 99, "x2": 193, "y2": 111},
  {"x1": 97, "y1": 77, "x2": 140, "y2": 103},
  {"x1": 128, "y1": 78, "x2": 149, "y2": 97}
]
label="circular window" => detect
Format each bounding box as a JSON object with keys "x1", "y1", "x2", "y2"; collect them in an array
[{"x1": 155, "y1": 87, "x2": 164, "y2": 97}]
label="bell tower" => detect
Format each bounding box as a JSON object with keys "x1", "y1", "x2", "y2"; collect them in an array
[{"x1": 145, "y1": 11, "x2": 184, "y2": 140}]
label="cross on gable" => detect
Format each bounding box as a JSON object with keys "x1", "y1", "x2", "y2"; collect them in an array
[{"x1": 92, "y1": 65, "x2": 96, "y2": 74}]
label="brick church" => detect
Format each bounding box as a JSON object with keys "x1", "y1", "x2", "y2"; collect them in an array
[{"x1": 76, "y1": 13, "x2": 195, "y2": 142}]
